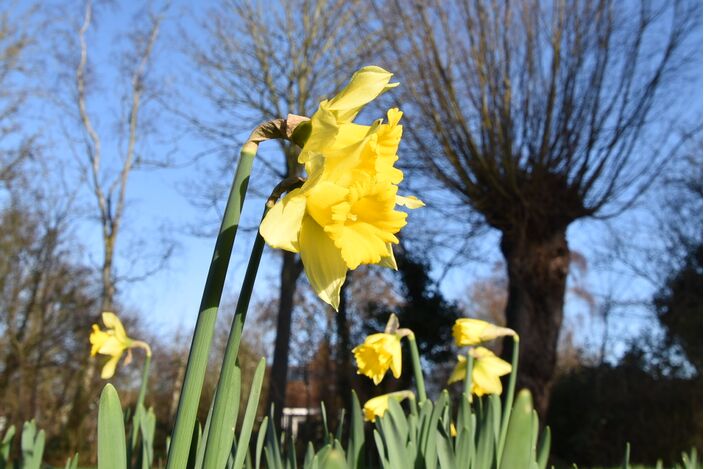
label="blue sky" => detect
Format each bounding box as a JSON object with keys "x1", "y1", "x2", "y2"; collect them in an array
[{"x1": 13, "y1": 0, "x2": 701, "y2": 362}]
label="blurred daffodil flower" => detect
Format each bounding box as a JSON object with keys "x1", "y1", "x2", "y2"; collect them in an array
[
  {"x1": 452, "y1": 318, "x2": 516, "y2": 347},
  {"x1": 448, "y1": 347, "x2": 512, "y2": 396},
  {"x1": 363, "y1": 390, "x2": 414, "y2": 422},
  {"x1": 353, "y1": 333, "x2": 402, "y2": 385},
  {"x1": 89, "y1": 312, "x2": 151, "y2": 379},
  {"x1": 260, "y1": 66, "x2": 423, "y2": 310}
]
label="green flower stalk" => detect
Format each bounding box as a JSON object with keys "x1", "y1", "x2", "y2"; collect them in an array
[
  {"x1": 498, "y1": 334, "x2": 520, "y2": 461},
  {"x1": 203, "y1": 178, "x2": 304, "y2": 469},
  {"x1": 165, "y1": 145, "x2": 256, "y2": 469},
  {"x1": 405, "y1": 333, "x2": 427, "y2": 403},
  {"x1": 166, "y1": 116, "x2": 308, "y2": 469}
]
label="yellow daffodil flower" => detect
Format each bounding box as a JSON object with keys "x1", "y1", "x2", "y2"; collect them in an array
[
  {"x1": 362, "y1": 391, "x2": 414, "y2": 422},
  {"x1": 447, "y1": 347, "x2": 512, "y2": 396},
  {"x1": 298, "y1": 66, "x2": 400, "y2": 170},
  {"x1": 260, "y1": 66, "x2": 423, "y2": 310},
  {"x1": 452, "y1": 318, "x2": 516, "y2": 347},
  {"x1": 353, "y1": 333, "x2": 402, "y2": 385},
  {"x1": 89, "y1": 312, "x2": 151, "y2": 379}
]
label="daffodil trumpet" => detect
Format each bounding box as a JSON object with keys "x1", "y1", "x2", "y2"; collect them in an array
[
  {"x1": 203, "y1": 178, "x2": 304, "y2": 469},
  {"x1": 167, "y1": 115, "x2": 309, "y2": 469},
  {"x1": 353, "y1": 314, "x2": 427, "y2": 402}
]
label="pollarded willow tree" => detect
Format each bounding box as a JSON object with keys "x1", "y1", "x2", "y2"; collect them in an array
[{"x1": 376, "y1": 0, "x2": 700, "y2": 414}]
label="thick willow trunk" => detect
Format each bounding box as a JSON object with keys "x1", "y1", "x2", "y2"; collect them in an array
[
  {"x1": 500, "y1": 229, "x2": 570, "y2": 418},
  {"x1": 267, "y1": 251, "x2": 303, "y2": 428}
]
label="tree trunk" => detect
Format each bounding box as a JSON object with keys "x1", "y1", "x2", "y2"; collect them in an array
[
  {"x1": 267, "y1": 251, "x2": 303, "y2": 428},
  {"x1": 101, "y1": 239, "x2": 115, "y2": 312},
  {"x1": 500, "y1": 229, "x2": 570, "y2": 418}
]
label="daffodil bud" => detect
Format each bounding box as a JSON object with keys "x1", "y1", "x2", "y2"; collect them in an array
[
  {"x1": 363, "y1": 390, "x2": 414, "y2": 422},
  {"x1": 452, "y1": 318, "x2": 517, "y2": 347}
]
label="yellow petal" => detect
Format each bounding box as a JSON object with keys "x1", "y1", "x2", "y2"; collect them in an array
[
  {"x1": 299, "y1": 103, "x2": 339, "y2": 161},
  {"x1": 472, "y1": 362, "x2": 504, "y2": 395},
  {"x1": 102, "y1": 312, "x2": 128, "y2": 343},
  {"x1": 299, "y1": 215, "x2": 347, "y2": 310},
  {"x1": 327, "y1": 66, "x2": 398, "y2": 122},
  {"x1": 354, "y1": 333, "x2": 402, "y2": 384},
  {"x1": 321, "y1": 124, "x2": 378, "y2": 183},
  {"x1": 363, "y1": 391, "x2": 413, "y2": 422},
  {"x1": 90, "y1": 325, "x2": 109, "y2": 356},
  {"x1": 447, "y1": 355, "x2": 467, "y2": 384},
  {"x1": 390, "y1": 338, "x2": 402, "y2": 379},
  {"x1": 98, "y1": 336, "x2": 126, "y2": 357},
  {"x1": 473, "y1": 352, "x2": 512, "y2": 377},
  {"x1": 396, "y1": 195, "x2": 425, "y2": 209},
  {"x1": 259, "y1": 189, "x2": 306, "y2": 252},
  {"x1": 101, "y1": 353, "x2": 122, "y2": 379},
  {"x1": 331, "y1": 122, "x2": 374, "y2": 148},
  {"x1": 470, "y1": 348, "x2": 512, "y2": 395},
  {"x1": 363, "y1": 394, "x2": 390, "y2": 422},
  {"x1": 368, "y1": 109, "x2": 404, "y2": 184},
  {"x1": 385, "y1": 108, "x2": 403, "y2": 127},
  {"x1": 376, "y1": 243, "x2": 398, "y2": 270}
]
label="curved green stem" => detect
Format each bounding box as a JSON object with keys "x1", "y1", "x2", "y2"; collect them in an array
[
  {"x1": 202, "y1": 210, "x2": 267, "y2": 469},
  {"x1": 406, "y1": 333, "x2": 427, "y2": 403},
  {"x1": 166, "y1": 146, "x2": 256, "y2": 469},
  {"x1": 129, "y1": 353, "x2": 152, "y2": 456},
  {"x1": 498, "y1": 335, "x2": 520, "y2": 460}
]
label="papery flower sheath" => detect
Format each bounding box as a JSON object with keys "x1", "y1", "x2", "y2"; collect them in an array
[
  {"x1": 353, "y1": 333, "x2": 402, "y2": 385},
  {"x1": 448, "y1": 347, "x2": 512, "y2": 396},
  {"x1": 260, "y1": 66, "x2": 423, "y2": 309}
]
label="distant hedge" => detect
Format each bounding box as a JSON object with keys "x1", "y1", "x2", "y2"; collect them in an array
[{"x1": 547, "y1": 361, "x2": 702, "y2": 467}]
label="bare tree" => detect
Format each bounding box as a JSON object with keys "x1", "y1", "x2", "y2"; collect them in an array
[
  {"x1": 375, "y1": 0, "x2": 699, "y2": 414},
  {"x1": 53, "y1": 0, "x2": 171, "y2": 449},
  {"x1": 0, "y1": 5, "x2": 37, "y2": 186},
  {"x1": 183, "y1": 0, "x2": 368, "y2": 426},
  {"x1": 72, "y1": 0, "x2": 167, "y2": 312},
  {"x1": 0, "y1": 174, "x2": 100, "y2": 461}
]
